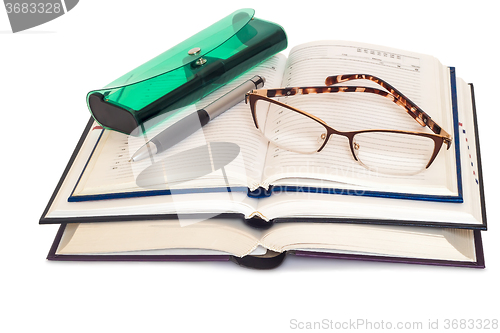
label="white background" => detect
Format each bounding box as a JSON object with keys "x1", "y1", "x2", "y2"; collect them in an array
[{"x1": 1, "y1": 1, "x2": 498, "y2": 332}]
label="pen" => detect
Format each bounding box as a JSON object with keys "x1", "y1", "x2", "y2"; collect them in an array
[{"x1": 129, "y1": 75, "x2": 266, "y2": 162}]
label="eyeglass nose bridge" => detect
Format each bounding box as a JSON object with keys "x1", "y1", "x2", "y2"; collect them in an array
[
  {"x1": 316, "y1": 127, "x2": 360, "y2": 162},
  {"x1": 350, "y1": 138, "x2": 361, "y2": 162},
  {"x1": 314, "y1": 131, "x2": 329, "y2": 152}
]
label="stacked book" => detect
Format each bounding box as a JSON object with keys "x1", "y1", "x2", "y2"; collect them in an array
[{"x1": 40, "y1": 41, "x2": 487, "y2": 269}]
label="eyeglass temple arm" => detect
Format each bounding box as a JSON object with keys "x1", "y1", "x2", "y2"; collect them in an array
[
  {"x1": 261, "y1": 83, "x2": 451, "y2": 149},
  {"x1": 252, "y1": 76, "x2": 452, "y2": 149},
  {"x1": 325, "y1": 74, "x2": 452, "y2": 146}
]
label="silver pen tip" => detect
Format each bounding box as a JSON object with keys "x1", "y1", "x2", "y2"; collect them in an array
[{"x1": 129, "y1": 142, "x2": 158, "y2": 163}]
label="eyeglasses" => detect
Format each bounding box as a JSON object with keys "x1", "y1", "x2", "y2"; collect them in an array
[{"x1": 245, "y1": 74, "x2": 453, "y2": 175}]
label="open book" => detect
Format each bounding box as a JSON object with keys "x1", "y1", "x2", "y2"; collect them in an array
[
  {"x1": 70, "y1": 40, "x2": 460, "y2": 203},
  {"x1": 50, "y1": 217, "x2": 483, "y2": 269},
  {"x1": 41, "y1": 41, "x2": 485, "y2": 228}
]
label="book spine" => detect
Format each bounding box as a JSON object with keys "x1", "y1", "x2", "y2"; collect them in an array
[{"x1": 247, "y1": 186, "x2": 273, "y2": 198}]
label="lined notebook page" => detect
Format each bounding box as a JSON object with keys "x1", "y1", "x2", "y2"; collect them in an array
[
  {"x1": 73, "y1": 55, "x2": 287, "y2": 196},
  {"x1": 262, "y1": 41, "x2": 456, "y2": 195}
]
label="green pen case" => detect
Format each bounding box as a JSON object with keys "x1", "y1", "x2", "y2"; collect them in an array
[{"x1": 86, "y1": 8, "x2": 287, "y2": 135}]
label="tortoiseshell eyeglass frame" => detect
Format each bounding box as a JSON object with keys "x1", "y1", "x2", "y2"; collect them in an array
[{"x1": 245, "y1": 74, "x2": 453, "y2": 169}]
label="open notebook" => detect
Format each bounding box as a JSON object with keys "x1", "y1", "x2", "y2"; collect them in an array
[
  {"x1": 69, "y1": 40, "x2": 461, "y2": 203},
  {"x1": 40, "y1": 41, "x2": 486, "y2": 229},
  {"x1": 48, "y1": 218, "x2": 485, "y2": 269}
]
